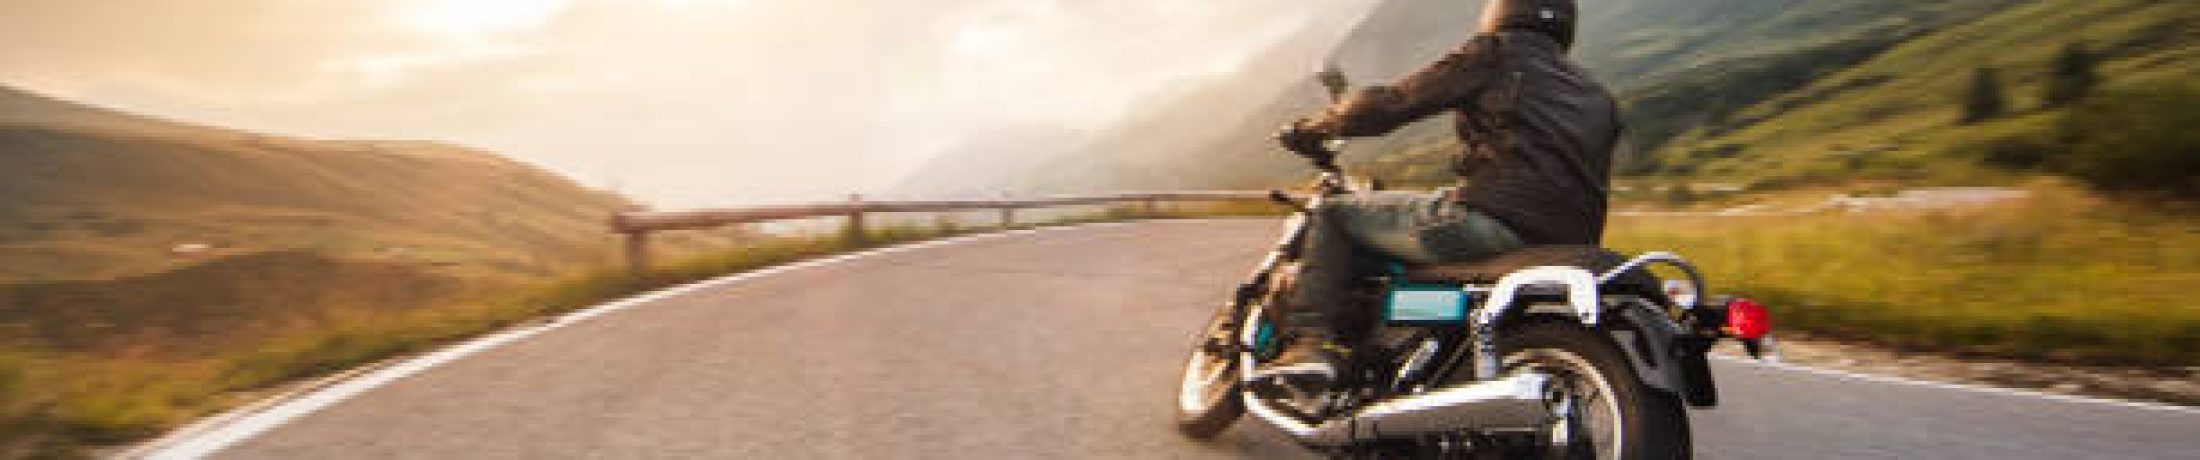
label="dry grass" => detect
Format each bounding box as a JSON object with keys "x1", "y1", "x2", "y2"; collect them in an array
[
  {"x1": 0, "y1": 205, "x2": 1279, "y2": 458},
  {"x1": 1607, "y1": 186, "x2": 2200, "y2": 366}
]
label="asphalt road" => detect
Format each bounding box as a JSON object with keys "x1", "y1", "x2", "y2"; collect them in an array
[{"x1": 153, "y1": 220, "x2": 2198, "y2": 459}]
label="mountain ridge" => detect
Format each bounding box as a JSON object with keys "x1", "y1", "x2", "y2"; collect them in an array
[
  {"x1": 0, "y1": 83, "x2": 642, "y2": 281},
  {"x1": 900, "y1": 0, "x2": 2049, "y2": 194}
]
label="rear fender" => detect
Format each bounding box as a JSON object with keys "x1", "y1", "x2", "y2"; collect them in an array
[
  {"x1": 1436, "y1": 268, "x2": 1717, "y2": 407},
  {"x1": 1601, "y1": 299, "x2": 1720, "y2": 407}
]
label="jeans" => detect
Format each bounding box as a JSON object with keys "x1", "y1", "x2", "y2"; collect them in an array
[{"x1": 1286, "y1": 190, "x2": 1526, "y2": 336}]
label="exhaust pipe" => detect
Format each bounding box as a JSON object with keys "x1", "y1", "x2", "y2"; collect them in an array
[{"x1": 1241, "y1": 368, "x2": 1553, "y2": 446}]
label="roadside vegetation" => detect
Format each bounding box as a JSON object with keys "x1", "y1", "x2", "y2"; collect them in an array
[
  {"x1": 1591, "y1": 0, "x2": 2199, "y2": 367},
  {"x1": 1347, "y1": 0, "x2": 2200, "y2": 372},
  {"x1": 1607, "y1": 183, "x2": 2200, "y2": 367},
  {"x1": 0, "y1": 203, "x2": 1273, "y2": 458}
]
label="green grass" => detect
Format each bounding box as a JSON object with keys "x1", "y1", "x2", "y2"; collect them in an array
[
  {"x1": 1607, "y1": 185, "x2": 2200, "y2": 366},
  {"x1": 1644, "y1": 0, "x2": 2200, "y2": 187}
]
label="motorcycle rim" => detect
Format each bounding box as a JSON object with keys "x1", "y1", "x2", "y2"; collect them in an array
[
  {"x1": 1174, "y1": 303, "x2": 1246, "y2": 438},
  {"x1": 1508, "y1": 347, "x2": 1625, "y2": 459}
]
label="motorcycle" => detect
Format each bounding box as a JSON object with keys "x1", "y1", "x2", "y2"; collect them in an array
[{"x1": 1171, "y1": 82, "x2": 1774, "y2": 459}]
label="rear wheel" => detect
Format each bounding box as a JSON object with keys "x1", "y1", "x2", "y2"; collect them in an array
[
  {"x1": 1174, "y1": 302, "x2": 1246, "y2": 438},
  {"x1": 1456, "y1": 321, "x2": 1691, "y2": 459}
]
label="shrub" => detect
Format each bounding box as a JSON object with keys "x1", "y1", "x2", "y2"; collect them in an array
[
  {"x1": 2043, "y1": 42, "x2": 2101, "y2": 108},
  {"x1": 1961, "y1": 66, "x2": 2009, "y2": 124},
  {"x1": 1970, "y1": 133, "x2": 2059, "y2": 170},
  {"x1": 2049, "y1": 83, "x2": 2200, "y2": 198}
]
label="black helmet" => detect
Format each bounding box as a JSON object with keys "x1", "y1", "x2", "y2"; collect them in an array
[{"x1": 1479, "y1": 0, "x2": 1577, "y2": 50}]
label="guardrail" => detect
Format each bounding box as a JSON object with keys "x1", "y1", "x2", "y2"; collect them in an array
[{"x1": 610, "y1": 191, "x2": 1281, "y2": 277}]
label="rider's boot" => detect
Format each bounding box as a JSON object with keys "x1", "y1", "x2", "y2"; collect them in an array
[
  {"x1": 1256, "y1": 327, "x2": 1351, "y2": 394},
  {"x1": 1253, "y1": 214, "x2": 1366, "y2": 402}
]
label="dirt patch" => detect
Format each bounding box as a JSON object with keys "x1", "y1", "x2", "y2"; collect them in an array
[{"x1": 1713, "y1": 332, "x2": 2200, "y2": 406}]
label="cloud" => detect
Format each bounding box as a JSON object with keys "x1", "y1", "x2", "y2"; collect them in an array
[{"x1": 0, "y1": 0, "x2": 1377, "y2": 207}]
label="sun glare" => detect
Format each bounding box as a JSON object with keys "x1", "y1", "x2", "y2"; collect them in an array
[{"x1": 397, "y1": 0, "x2": 572, "y2": 40}]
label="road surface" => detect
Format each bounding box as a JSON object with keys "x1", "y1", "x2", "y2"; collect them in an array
[{"x1": 143, "y1": 220, "x2": 2199, "y2": 459}]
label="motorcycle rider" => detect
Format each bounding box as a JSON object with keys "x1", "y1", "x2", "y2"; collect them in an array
[{"x1": 1262, "y1": 0, "x2": 1619, "y2": 391}]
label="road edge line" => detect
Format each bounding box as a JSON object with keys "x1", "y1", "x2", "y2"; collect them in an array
[
  {"x1": 125, "y1": 221, "x2": 1184, "y2": 459},
  {"x1": 1709, "y1": 355, "x2": 2198, "y2": 415}
]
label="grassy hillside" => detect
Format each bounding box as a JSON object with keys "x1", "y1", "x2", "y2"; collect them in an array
[
  {"x1": 0, "y1": 86, "x2": 251, "y2": 141},
  {"x1": 1602, "y1": 0, "x2": 2200, "y2": 366},
  {"x1": 1642, "y1": 0, "x2": 2199, "y2": 187},
  {"x1": 0, "y1": 85, "x2": 668, "y2": 282},
  {"x1": 1577, "y1": 0, "x2": 2028, "y2": 90},
  {"x1": 0, "y1": 85, "x2": 761, "y2": 456},
  {"x1": 908, "y1": 0, "x2": 2044, "y2": 195}
]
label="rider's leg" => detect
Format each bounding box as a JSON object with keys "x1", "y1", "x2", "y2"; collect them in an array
[
  {"x1": 1404, "y1": 198, "x2": 1526, "y2": 264},
  {"x1": 1269, "y1": 192, "x2": 1526, "y2": 385},
  {"x1": 1288, "y1": 192, "x2": 1428, "y2": 340},
  {"x1": 1290, "y1": 191, "x2": 1526, "y2": 318},
  {"x1": 1260, "y1": 207, "x2": 1358, "y2": 385}
]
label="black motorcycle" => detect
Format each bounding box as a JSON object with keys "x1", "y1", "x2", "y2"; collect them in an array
[{"x1": 1170, "y1": 118, "x2": 1773, "y2": 459}]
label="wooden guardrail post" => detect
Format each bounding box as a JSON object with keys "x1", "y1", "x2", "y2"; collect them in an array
[
  {"x1": 843, "y1": 194, "x2": 867, "y2": 246},
  {"x1": 1140, "y1": 198, "x2": 1157, "y2": 216},
  {"x1": 623, "y1": 230, "x2": 650, "y2": 282},
  {"x1": 997, "y1": 206, "x2": 1015, "y2": 230}
]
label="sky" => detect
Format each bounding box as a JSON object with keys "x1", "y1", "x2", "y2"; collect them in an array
[{"x1": 0, "y1": 0, "x2": 1377, "y2": 208}]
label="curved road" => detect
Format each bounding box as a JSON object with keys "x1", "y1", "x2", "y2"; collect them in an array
[{"x1": 145, "y1": 220, "x2": 2198, "y2": 459}]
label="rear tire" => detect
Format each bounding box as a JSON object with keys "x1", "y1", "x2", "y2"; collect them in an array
[
  {"x1": 1174, "y1": 303, "x2": 1245, "y2": 439},
  {"x1": 1481, "y1": 321, "x2": 1692, "y2": 460}
]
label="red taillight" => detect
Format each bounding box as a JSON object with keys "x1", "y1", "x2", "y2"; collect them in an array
[{"x1": 1725, "y1": 298, "x2": 1771, "y2": 339}]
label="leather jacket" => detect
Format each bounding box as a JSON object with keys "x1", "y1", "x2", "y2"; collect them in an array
[{"x1": 1302, "y1": 32, "x2": 1620, "y2": 245}]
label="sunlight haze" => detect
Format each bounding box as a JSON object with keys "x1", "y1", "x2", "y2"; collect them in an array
[{"x1": 0, "y1": 0, "x2": 1378, "y2": 207}]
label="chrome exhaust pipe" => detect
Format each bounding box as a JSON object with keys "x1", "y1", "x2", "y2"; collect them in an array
[{"x1": 1241, "y1": 365, "x2": 1553, "y2": 447}]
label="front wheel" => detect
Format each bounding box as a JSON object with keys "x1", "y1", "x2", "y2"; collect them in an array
[
  {"x1": 1174, "y1": 302, "x2": 1247, "y2": 438},
  {"x1": 1476, "y1": 321, "x2": 1692, "y2": 460}
]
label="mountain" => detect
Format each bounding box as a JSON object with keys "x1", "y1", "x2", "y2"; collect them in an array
[
  {"x1": 894, "y1": 15, "x2": 1362, "y2": 196},
  {"x1": 1272, "y1": 0, "x2": 2035, "y2": 184},
  {"x1": 891, "y1": 125, "x2": 1089, "y2": 198},
  {"x1": 0, "y1": 84, "x2": 643, "y2": 281},
  {"x1": 1637, "y1": 0, "x2": 2200, "y2": 186},
  {"x1": 903, "y1": 0, "x2": 2062, "y2": 193}
]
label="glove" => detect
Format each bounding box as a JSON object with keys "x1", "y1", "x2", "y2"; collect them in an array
[{"x1": 1275, "y1": 119, "x2": 1332, "y2": 162}]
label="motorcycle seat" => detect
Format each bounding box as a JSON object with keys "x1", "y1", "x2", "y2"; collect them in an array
[{"x1": 1400, "y1": 245, "x2": 1662, "y2": 296}]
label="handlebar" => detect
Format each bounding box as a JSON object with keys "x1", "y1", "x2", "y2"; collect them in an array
[
  {"x1": 1281, "y1": 137, "x2": 1343, "y2": 175},
  {"x1": 1309, "y1": 155, "x2": 1341, "y2": 175},
  {"x1": 1287, "y1": 142, "x2": 1353, "y2": 196}
]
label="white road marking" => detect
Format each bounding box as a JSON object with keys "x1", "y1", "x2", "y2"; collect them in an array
[
  {"x1": 129, "y1": 218, "x2": 2193, "y2": 458},
  {"x1": 1711, "y1": 355, "x2": 2198, "y2": 415},
  {"x1": 129, "y1": 223, "x2": 1152, "y2": 459}
]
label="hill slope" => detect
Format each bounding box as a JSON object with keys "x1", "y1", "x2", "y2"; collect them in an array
[
  {"x1": 0, "y1": 85, "x2": 639, "y2": 281},
  {"x1": 895, "y1": 22, "x2": 1358, "y2": 195},
  {"x1": 901, "y1": 0, "x2": 2037, "y2": 194},
  {"x1": 1642, "y1": 0, "x2": 2200, "y2": 186}
]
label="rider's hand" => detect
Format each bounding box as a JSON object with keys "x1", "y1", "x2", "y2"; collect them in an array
[{"x1": 1275, "y1": 119, "x2": 1332, "y2": 162}]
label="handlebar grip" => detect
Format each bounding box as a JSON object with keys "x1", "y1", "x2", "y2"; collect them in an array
[
  {"x1": 1311, "y1": 154, "x2": 1340, "y2": 173},
  {"x1": 1274, "y1": 124, "x2": 1342, "y2": 173}
]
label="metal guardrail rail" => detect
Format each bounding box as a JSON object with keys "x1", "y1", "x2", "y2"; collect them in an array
[{"x1": 610, "y1": 191, "x2": 1280, "y2": 276}]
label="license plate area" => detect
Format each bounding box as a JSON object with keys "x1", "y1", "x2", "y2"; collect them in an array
[{"x1": 1384, "y1": 283, "x2": 1473, "y2": 325}]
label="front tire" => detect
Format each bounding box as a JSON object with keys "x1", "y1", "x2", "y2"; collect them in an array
[
  {"x1": 1174, "y1": 303, "x2": 1245, "y2": 438},
  {"x1": 1486, "y1": 321, "x2": 1692, "y2": 460}
]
